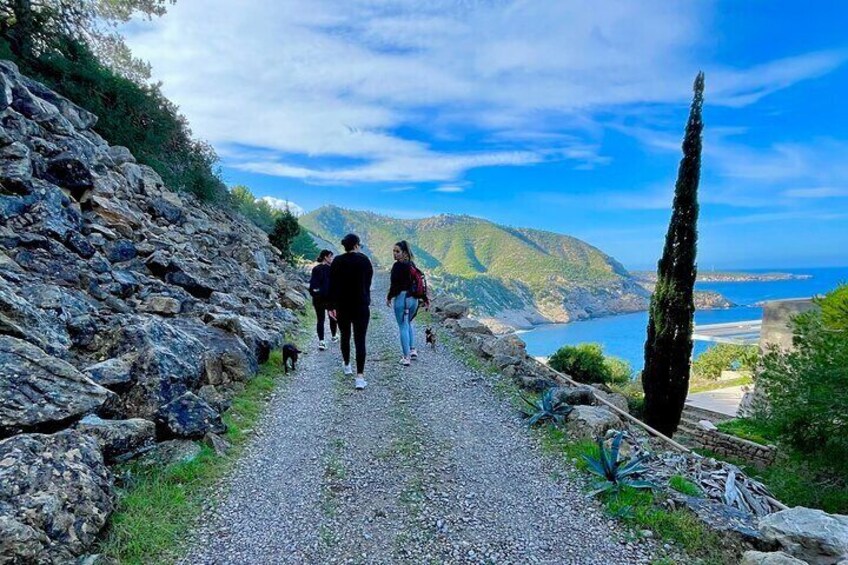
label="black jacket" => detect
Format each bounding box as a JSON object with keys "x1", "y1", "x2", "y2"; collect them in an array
[
  {"x1": 309, "y1": 263, "x2": 331, "y2": 303},
  {"x1": 328, "y1": 252, "x2": 373, "y2": 310},
  {"x1": 387, "y1": 260, "x2": 414, "y2": 300}
]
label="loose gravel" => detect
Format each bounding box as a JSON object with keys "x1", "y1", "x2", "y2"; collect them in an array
[{"x1": 181, "y1": 281, "x2": 658, "y2": 564}]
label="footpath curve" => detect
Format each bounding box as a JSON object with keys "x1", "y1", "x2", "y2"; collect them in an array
[{"x1": 181, "y1": 281, "x2": 657, "y2": 564}]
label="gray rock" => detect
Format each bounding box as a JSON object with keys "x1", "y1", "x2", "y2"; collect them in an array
[
  {"x1": 205, "y1": 313, "x2": 275, "y2": 364},
  {"x1": 139, "y1": 295, "x2": 182, "y2": 316},
  {"x1": 480, "y1": 334, "x2": 527, "y2": 359},
  {"x1": 137, "y1": 439, "x2": 201, "y2": 469},
  {"x1": 74, "y1": 415, "x2": 156, "y2": 463},
  {"x1": 759, "y1": 507, "x2": 848, "y2": 565},
  {"x1": 741, "y1": 551, "x2": 807, "y2": 565},
  {"x1": 204, "y1": 431, "x2": 231, "y2": 456},
  {"x1": 554, "y1": 385, "x2": 596, "y2": 406},
  {"x1": 107, "y1": 146, "x2": 135, "y2": 165},
  {"x1": 105, "y1": 239, "x2": 137, "y2": 263},
  {"x1": 566, "y1": 405, "x2": 621, "y2": 440},
  {"x1": 83, "y1": 355, "x2": 136, "y2": 390},
  {"x1": 0, "y1": 430, "x2": 113, "y2": 563},
  {"x1": 0, "y1": 336, "x2": 113, "y2": 436},
  {"x1": 165, "y1": 269, "x2": 215, "y2": 299},
  {"x1": 0, "y1": 276, "x2": 71, "y2": 355},
  {"x1": 432, "y1": 297, "x2": 470, "y2": 319},
  {"x1": 149, "y1": 197, "x2": 184, "y2": 224},
  {"x1": 455, "y1": 318, "x2": 493, "y2": 335},
  {"x1": 594, "y1": 389, "x2": 630, "y2": 415},
  {"x1": 157, "y1": 392, "x2": 225, "y2": 438}
]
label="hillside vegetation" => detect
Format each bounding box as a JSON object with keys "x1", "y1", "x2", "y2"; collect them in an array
[{"x1": 301, "y1": 206, "x2": 649, "y2": 328}]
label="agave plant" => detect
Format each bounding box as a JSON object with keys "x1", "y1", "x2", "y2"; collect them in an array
[
  {"x1": 520, "y1": 387, "x2": 573, "y2": 426},
  {"x1": 583, "y1": 431, "x2": 654, "y2": 497}
]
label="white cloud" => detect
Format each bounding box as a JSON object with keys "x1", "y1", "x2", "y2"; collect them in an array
[
  {"x1": 123, "y1": 1, "x2": 847, "y2": 185},
  {"x1": 782, "y1": 187, "x2": 848, "y2": 199},
  {"x1": 434, "y1": 185, "x2": 465, "y2": 193},
  {"x1": 258, "y1": 196, "x2": 305, "y2": 216}
]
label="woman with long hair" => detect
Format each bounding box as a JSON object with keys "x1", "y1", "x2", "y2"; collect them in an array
[
  {"x1": 308, "y1": 249, "x2": 337, "y2": 350},
  {"x1": 386, "y1": 240, "x2": 420, "y2": 366}
]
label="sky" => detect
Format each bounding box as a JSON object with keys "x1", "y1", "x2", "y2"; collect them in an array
[{"x1": 123, "y1": 1, "x2": 848, "y2": 270}]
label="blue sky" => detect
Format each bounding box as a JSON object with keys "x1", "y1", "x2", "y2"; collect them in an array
[{"x1": 124, "y1": 1, "x2": 848, "y2": 269}]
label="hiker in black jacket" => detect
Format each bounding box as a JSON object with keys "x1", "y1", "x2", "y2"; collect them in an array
[
  {"x1": 327, "y1": 233, "x2": 374, "y2": 390},
  {"x1": 308, "y1": 249, "x2": 337, "y2": 350}
]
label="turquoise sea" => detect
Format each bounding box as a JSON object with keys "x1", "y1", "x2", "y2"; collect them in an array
[{"x1": 519, "y1": 266, "x2": 847, "y2": 370}]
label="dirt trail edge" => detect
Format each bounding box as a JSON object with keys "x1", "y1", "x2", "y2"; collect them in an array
[{"x1": 181, "y1": 281, "x2": 657, "y2": 564}]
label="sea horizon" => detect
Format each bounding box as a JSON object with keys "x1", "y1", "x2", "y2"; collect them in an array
[{"x1": 519, "y1": 265, "x2": 847, "y2": 370}]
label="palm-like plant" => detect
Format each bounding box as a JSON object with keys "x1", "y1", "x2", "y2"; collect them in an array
[
  {"x1": 521, "y1": 388, "x2": 573, "y2": 426},
  {"x1": 583, "y1": 431, "x2": 654, "y2": 496}
]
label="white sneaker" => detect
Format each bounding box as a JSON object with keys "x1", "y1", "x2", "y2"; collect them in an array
[
  {"x1": 355, "y1": 376, "x2": 367, "y2": 389},
  {"x1": 331, "y1": 335, "x2": 339, "y2": 343},
  {"x1": 318, "y1": 340, "x2": 326, "y2": 351},
  {"x1": 399, "y1": 357, "x2": 411, "y2": 366},
  {"x1": 410, "y1": 349, "x2": 418, "y2": 360},
  {"x1": 343, "y1": 363, "x2": 353, "y2": 375}
]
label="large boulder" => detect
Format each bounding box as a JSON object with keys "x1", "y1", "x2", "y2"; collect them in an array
[
  {"x1": 758, "y1": 507, "x2": 848, "y2": 565},
  {"x1": 0, "y1": 275, "x2": 71, "y2": 356},
  {"x1": 157, "y1": 392, "x2": 225, "y2": 438},
  {"x1": 74, "y1": 415, "x2": 156, "y2": 463},
  {"x1": 566, "y1": 405, "x2": 621, "y2": 440},
  {"x1": 741, "y1": 551, "x2": 807, "y2": 565},
  {"x1": 205, "y1": 313, "x2": 275, "y2": 364},
  {"x1": 480, "y1": 334, "x2": 527, "y2": 360},
  {"x1": 455, "y1": 318, "x2": 493, "y2": 336},
  {"x1": 83, "y1": 355, "x2": 135, "y2": 390},
  {"x1": 0, "y1": 430, "x2": 113, "y2": 563},
  {"x1": 104, "y1": 317, "x2": 207, "y2": 419},
  {"x1": 0, "y1": 336, "x2": 113, "y2": 437}
]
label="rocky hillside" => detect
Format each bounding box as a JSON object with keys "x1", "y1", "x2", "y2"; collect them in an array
[
  {"x1": 0, "y1": 60, "x2": 307, "y2": 562},
  {"x1": 301, "y1": 205, "x2": 649, "y2": 331}
]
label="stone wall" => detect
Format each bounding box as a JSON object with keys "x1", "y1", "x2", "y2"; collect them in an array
[
  {"x1": 0, "y1": 60, "x2": 308, "y2": 562},
  {"x1": 759, "y1": 298, "x2": 816, "y2": 352},
  {"x1": 686, "y1": 421, "x2": 776, "y2": 469}
]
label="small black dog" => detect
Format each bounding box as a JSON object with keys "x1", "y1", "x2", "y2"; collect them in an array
[
  {"x1": 282, "y1": 344, "x2": 303, "y2": 374},
  {"x1": 425, "y1": 327, "x2": 437, "y2": 349}
]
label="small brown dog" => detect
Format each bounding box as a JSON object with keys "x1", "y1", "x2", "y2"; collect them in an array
[{"x1": 424, "y1": 327, "x2": 437, "y2": 349}]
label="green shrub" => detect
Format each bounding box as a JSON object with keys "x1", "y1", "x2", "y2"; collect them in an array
[
  {"x1": 756, "y1": 284, "x2": 848, "y2": 468},
  {"x1": 548, "y1": 343, "x2": 630, "y2": 385},
  {"x1": 0, "y1": 35, "x2": 228, "y2": 203},
  {"x1": 692, "y1": 343, "x2": 758, "y2": 381},
  {"x1": 820, "y1": 283, "x2": 848, "y2": 331},
  {"x1": 668, "y1": 475, "x2": 702, "y2": 497}
]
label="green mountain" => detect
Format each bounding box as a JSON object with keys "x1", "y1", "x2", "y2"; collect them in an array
[{"x1": 300, "y1": 206, "x2": 649, "y2": 330}]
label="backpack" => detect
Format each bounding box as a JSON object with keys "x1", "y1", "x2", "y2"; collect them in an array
[{"x1": 408, "y1": 263, "x2": 429, "y2": 302}]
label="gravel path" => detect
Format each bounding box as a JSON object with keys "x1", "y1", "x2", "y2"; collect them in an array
[{"x1": 182, "y1": 281, "x2": 658, "y2": 564}]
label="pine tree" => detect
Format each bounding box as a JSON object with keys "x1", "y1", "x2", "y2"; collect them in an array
[
  {"x1": 269, "y1": 208, "x2": 300, "y2": 265},
  {"x1": 642, "y1": 72, "x2": 704, "y2": 437}
]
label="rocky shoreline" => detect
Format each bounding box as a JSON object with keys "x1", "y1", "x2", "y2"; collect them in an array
[
  {"x1": 634, "y1": 271, "x2": 811, "y2": 283},
  {"x1": 0, "y1": 60, "x2": 308, "y2": 562},
  {"x1": 477, "y1": 288, "x2": 734, "y2": 334}
]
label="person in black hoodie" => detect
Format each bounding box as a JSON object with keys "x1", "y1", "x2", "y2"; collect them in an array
[
  {"x1": 327, "y1": 233, "x2": 373, "y2": 390},
  {"x1": 308, "y1": 249, "x2": 337, "y2": 350}
]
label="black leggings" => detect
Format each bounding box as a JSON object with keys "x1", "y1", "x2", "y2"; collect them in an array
[
  {"x1": 336, "y1": 307, "x2": 369, "y2": 374},
  {"x1": 313, "y1": 301, "x2": 337, "y2": 341}
]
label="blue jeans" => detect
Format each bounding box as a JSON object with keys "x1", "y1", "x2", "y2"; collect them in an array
[{"x1": 392, "y1": 291, "x2": 419, "y2": 357}]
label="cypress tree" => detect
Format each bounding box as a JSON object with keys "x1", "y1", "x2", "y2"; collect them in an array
[{"x1": 642, "y1": 72, "x2": 704, "y2": 437}]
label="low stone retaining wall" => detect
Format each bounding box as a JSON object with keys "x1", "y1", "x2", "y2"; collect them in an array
[{"x1": 689, "y1": 421, "x2": 777, "y2": 469}]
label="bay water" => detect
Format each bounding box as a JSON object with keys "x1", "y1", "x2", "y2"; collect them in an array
[{"x1": 519, "y1": 266, "x2": 847, "y2": 370}]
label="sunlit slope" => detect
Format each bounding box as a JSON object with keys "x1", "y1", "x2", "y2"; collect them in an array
[{"x1": 301, "y1": 206, "x2": 647, "y2": 325}]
